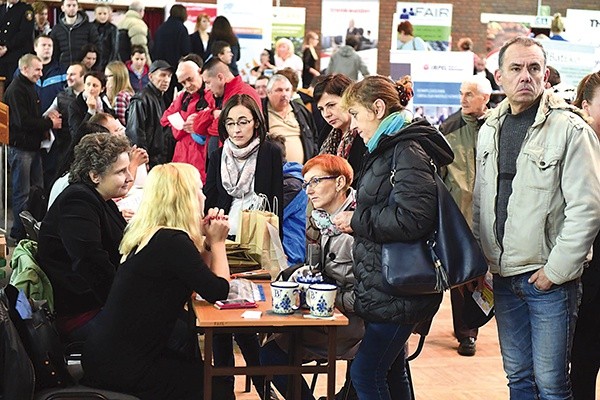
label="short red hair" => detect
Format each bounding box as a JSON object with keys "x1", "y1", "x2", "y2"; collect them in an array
[{"x1": 302, "y1": 154, "x2": 353, "y2": 190}]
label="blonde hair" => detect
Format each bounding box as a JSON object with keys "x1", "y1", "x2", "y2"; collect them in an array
[
  {"x1": 105, "y1": 60, "x2": 134, "y2": 104},
  {"x1": 342, "y1": 75, "x2": 414, "y2": 117},
  {"x1": 551, "y1": 13, "x2": 565, "y2": 34},
  {"x1": 275, "y1": 37, "x2": 294, "y2": 58},
  {"x1": 120, "y1": 163, "x2": 204, "y2": 255}
]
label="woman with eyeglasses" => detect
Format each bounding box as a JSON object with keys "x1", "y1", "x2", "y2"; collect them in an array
[
  {"x1": 333, "y1": 75, "x2": 454, "y2": 400},
  {"x1": 260, "y1": 154, "x2": 364, "y2": 400},
  {"x1": 203, "y1": 93, "x2": 283, "y2": 399}
]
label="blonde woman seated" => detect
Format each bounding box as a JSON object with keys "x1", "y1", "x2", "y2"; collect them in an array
[
  {"x1": 260, "y1": 154, "x2": 364, "y2": 400},
  {"x1": 82, "y1": 163, "x2": 230, "y2": 400}
]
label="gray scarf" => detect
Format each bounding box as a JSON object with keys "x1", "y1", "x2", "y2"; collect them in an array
[{"x1": 220, "y1": 137, "x2": 261, "y2": 198}]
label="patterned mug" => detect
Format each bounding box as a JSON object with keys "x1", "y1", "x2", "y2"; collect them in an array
[
  {"x1": 306, "y1": 283, "x2": 337, "y2": 318},
  {"x1": 271, "y1": 281, "x2": 300, "y2": 314}
]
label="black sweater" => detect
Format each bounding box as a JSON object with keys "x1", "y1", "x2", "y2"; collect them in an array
[
  {"x1": 82, "y1": 229, "x2": 229, "y2": 398},
  {"x1": 38, "y1": 183, "x2": 126, "y2": 317}
]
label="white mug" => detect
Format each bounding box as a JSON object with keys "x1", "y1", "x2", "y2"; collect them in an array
[
  {"x1": 306, "y1": 283, "x2": 337, "y2": 318},
  {"x1": 271, "y1": 281, "x2": 300, "y2": 314}
]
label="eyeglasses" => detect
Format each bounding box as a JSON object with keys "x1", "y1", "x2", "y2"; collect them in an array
[
  {"x1": 302, "y1": 175, "x2": 338, "y2": 190},
  {"x1": 225, "y1": 119, "x2": 253, "y2": 130}
]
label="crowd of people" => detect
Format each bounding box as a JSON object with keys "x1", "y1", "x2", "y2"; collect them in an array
[{"x1": 2, "y1": 1, "x2": 600, "y2": 399}]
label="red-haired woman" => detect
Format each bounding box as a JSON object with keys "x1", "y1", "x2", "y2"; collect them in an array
[{"x1": 260, "y1": 154, "x2": 363, "y2": 399}]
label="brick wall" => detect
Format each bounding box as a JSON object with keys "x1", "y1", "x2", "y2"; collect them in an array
[{"x1": 192, "y1": 0, "x2": 599, "y2": 76}]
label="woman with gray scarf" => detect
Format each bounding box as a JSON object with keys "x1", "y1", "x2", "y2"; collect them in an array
[
  {"x1": 204, "y1": 93, "x2": 283, "y2": 237},
  {"x1": 203, "y1": 93, "x2": 283, "y2": 399}
]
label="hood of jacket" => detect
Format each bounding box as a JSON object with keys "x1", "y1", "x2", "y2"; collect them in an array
[
  {"x1": 337, "y1": 45, "x2": 356, "y2": 58},
  {"x1": 283, "y1": 161, "x2": 303, "y2": 178},
  {"x1": 57, "y1": 11, "x2": 88, "y2": 29},
  {"x1": 372, "y1": 117, "x2": 454, "y2": 169}
]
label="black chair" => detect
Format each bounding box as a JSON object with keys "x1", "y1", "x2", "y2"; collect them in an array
[
  {"x1": 19, "y1": 210, "x2": 41, "y2": 242},
  {"x1": 405, "y1": 320, "x2": 432, "y2": 400}
]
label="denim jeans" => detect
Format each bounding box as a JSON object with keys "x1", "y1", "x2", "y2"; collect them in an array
[
  {"x1": 259, "y1": 340, "x2": 315, "y2": 400},
  {"x1": 213, "y1": 333, "x2": 266, "y2": 397},
  {"x1": 350, "y1": 321, "x2": 414, "y2": 400},
  {"x1": 493, "y1": 271, "x2": 579, "y2": 400},
  {"x1": 8, "y1": 147, "x2": 43, "y2": 240}
]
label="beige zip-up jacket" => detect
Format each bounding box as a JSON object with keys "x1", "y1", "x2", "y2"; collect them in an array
[{"x1": 473, "y1": 91, "x2": 600, "y2": 285}]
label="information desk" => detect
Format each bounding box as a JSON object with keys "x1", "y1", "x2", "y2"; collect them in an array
[{"x1": 192, "y1": 282, "x2": 349, "y2": 399}]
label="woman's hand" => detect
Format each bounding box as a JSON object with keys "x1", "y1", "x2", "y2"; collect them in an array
[
  {"x1": 202, "y1": 207, "x2": 230, "y2": 244},
  {"x1": 129, "y1": 145, "x2": 149, "y2": 168},
  {"x1": 86, "y1": 94, "x2": 97, "y2": 112},
  {"x1": 332, "y1": 211, "x2": 354, "y2": 234},
  {"x1": 121, "y1": 208, "x2": 135, "y2": 222}
]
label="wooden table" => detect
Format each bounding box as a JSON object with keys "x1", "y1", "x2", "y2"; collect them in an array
[{"x1": 192, "y1": 282, "x2": 349, "y2": 399}]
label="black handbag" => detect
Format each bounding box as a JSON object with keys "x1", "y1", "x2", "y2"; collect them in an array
[
  {"x1": 381, "y1": 145, "x2": 488, "y2": 296},
  {"x1": 4, "y1": 284, "x2": 73, "y2": 390}
]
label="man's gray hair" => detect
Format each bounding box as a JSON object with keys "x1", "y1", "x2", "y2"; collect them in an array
[
  {"x1": 266, "y1": 74, "x2": 291, "y2": 93},
  {"x1": 498, "y1": 36, "x2": 547, "y2": 70},
  {"x1": 462, "y1": 76, "x2": 493, "y2": 95},
  {"x1": 19, "y1": 54, "x2": 41, "y2": 70},
  {"x1": 129, "y1": 1, "x2": 144, "y2": 12}
]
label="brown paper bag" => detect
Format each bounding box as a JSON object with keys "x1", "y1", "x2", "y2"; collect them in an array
[{"x1": 236, "y1": 208, "x2": 278, "y2": 263}]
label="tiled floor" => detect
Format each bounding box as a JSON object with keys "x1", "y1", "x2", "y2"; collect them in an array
[{"x1": 233, "y1": 293, "x2": 599, "y2": 399}]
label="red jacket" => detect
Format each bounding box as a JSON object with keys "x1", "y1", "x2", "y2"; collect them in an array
[
  {"x1": 193, "y1": 75, "x2": 262, "y2": 139},
  {"x1": 161, "y1": 89, "x2": 215, "y2": 182}
]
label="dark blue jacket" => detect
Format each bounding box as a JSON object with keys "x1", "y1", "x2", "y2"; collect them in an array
[
  {"x1": 126, "y1": 60, "x2": 149, "y2": 93},
  {"x1": 150, "y1": 16, "x2": 190, "y2": 69}
]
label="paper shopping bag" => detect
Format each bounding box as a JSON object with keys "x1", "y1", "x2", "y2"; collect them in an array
[
  {"x1": 263, "y1": 221, "x2": 288, "y2": 279},
  {"x1": 235, "y1": 208, "x2": 279, "y2": 265}
]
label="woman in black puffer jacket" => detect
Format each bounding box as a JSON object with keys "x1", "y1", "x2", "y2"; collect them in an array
[{"x1": 334, "y1": 75, "x2": 454, "y2": 400}]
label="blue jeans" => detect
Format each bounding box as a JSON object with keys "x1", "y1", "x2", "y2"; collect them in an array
[
  {"x1": 8, "y1": 147, "x2": 43, "y2": 240},
  {"x1": 213, "y1": 333, "x2": 265, "y2": 397},
  {"x1": 351, "y1": 321, "x2": 414, "y2": 400},
  {"x1": 493, "y1": 271, "x2": 579, "y2": 400},
  {"x1": 259, "y1": 340, "x2": 314, "y2": 400}
]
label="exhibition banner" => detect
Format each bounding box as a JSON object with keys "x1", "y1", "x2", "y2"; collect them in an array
[
  {"x1": 543, "y1": 40, "x2": 599, "y2": 86},
  {"x1": 320, "y1": 0, "x2": 379, "y2": 75},
  {"x1": 566, "y1": 9, "x2": 600, "y2": 47},
  {"x1": 217, "y1": 0, "x2": 273, "y2": 80},
  {"x1": 272, "y1": 7, "x2": 306, "y2": 55},
  {"x1": 393, "y1": 3, "x2": 453, "y2": 51},
  {"x1": 390, "y1": 50, "x2": 472, "y2": 124}
]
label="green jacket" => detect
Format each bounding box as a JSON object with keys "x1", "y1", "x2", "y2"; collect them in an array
[
  {"x1": 9, "y1": 239, "x2": 54, "y2": 312},
  {"x1": 440, "y1": 110, "x2": 486, "y2": 227}
]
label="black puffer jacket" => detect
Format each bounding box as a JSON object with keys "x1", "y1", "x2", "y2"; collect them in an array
[
  {"x1": 50, "y1": 11, "x2": 100, "y2": 67},
  {"x1": 351, "y1": 118, "x2": 454, "y2": 324}
]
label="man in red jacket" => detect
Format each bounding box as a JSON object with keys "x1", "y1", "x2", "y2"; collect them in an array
[
  {"x1": 161, "y1": 59, "x2": 214, "y2": 182},
  {"x1": 196, "y1": 58, "x2": 261, "y2": 165}
]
